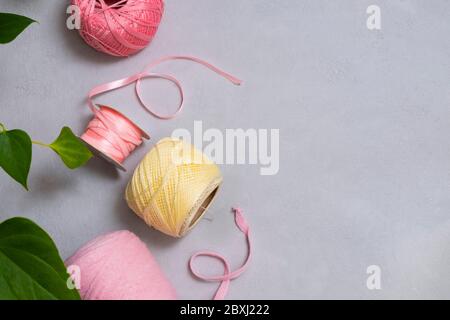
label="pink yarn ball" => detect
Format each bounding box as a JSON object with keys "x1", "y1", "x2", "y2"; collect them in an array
[
  {"x1": 72, "y1": 0, "x2": 164, "y2": 57},
  {"x1": 65, "y1": 230, "x2": 177, "y2": 300}
]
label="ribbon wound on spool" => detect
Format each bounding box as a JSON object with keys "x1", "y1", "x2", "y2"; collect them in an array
[
  {"x1": 81, "y1": 105, "x2": 149, "y2": 170},
  {"x1": 189, "y1": 207, "x2": 252, "y2": 300}
]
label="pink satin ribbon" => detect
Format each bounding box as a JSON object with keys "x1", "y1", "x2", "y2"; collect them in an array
[
  {"x1": 88, "y1": 55, "x2": 242, "y2": 119},
  {"x1": 81, "y1": 106, "x2": 146, "y2": 164},
  {"x1": 189, "y1": 207, "x2": 252, "y2": 300}
]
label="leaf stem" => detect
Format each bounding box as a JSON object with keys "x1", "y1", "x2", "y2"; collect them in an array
[
  {"x1": 32, "y1": 140, "x2": 49, "y2": 148},
  {"x1": 0, "y1": 123, "x2": 6, "y2": 133}
]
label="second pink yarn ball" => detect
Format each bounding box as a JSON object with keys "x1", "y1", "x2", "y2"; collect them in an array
[{"x1": 66, "y1": 230, "x2": 177, "y2": 300}]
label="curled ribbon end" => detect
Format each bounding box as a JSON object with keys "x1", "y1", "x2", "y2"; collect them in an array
[
  {"x1": 232, "y1": 207, "x2": 249, "y2": 235},
  {"x1": 232, "y1": 79, "x2": 243, "y2": 86},
  {"x1": 188, "y1": 206, "x2": 252, "y2": 300}
]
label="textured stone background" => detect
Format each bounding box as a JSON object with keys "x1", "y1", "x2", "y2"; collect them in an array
[{"x1": 0, "y1": 1, "x2": 449, "y2": 299}]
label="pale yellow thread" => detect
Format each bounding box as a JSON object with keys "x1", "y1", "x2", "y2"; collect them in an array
[{"x1": 125, "y1": 138, "x2": 222, "y2": 237}]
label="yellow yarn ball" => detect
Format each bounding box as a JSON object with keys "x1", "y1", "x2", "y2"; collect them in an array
[{"x1": 125, "y1": 138, "x2": 222, "y2": 237}]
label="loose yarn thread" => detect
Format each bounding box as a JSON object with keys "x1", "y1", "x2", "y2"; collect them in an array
[
  {"x1": 88, "y1": 55, "x2": 242, "y2": 120},
  {"x1": 189, "y1": 207, "x2": 252, "y2": 300},
  {"x1": 72, "y1": 0, "x2": 164, "y2": 57},
  {"x1": 66, "y1": 208, "x2": 252, "y2": 300}
]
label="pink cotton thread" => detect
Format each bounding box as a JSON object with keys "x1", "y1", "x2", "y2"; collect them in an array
[
  {"x1": 72, "y1": 0, "x2": 164, "y2": 57},
  {"x1": 66, "y1": 230, "x2": 177, "y2": 300}
]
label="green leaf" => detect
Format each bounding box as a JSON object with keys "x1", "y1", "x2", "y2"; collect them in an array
[
  {"x1": 0, "y1": 128, "x2": 32, "y2": 190},
  {"x1": 49, "y1": 127, "x2": 92, "y2": 169},
  {"x1": 0, "y1": 217, "x2": 80, "y2": 300},
  {"x1": 0, "y1": 13, "x2": 36, "y2": 44}
]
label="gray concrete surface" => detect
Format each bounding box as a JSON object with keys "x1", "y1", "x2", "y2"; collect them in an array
[{"x1": 1, "y1": 0, "x2": 449, "y2": 299}]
